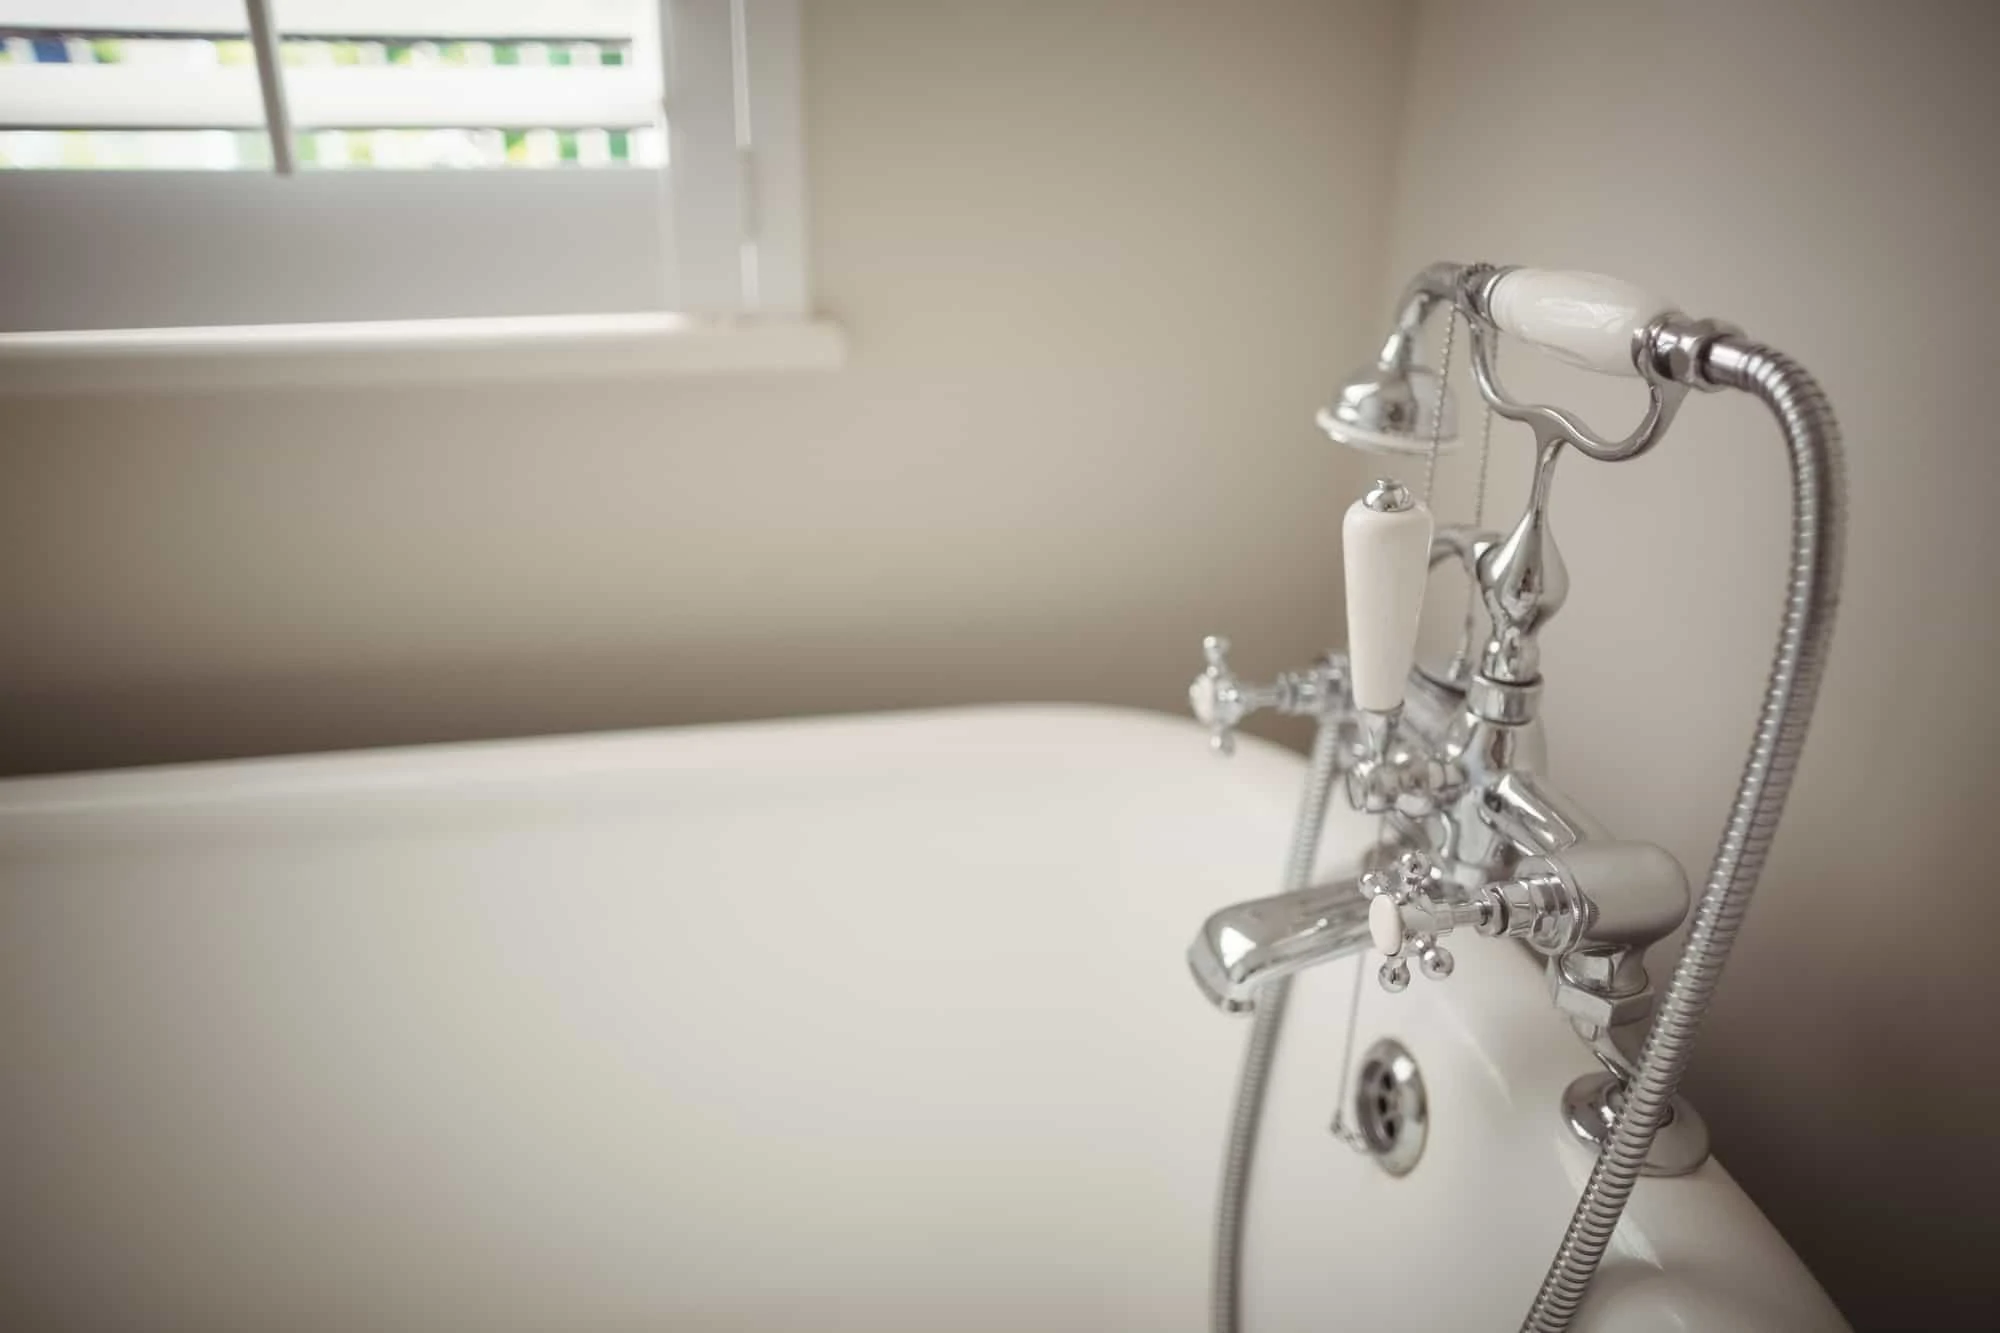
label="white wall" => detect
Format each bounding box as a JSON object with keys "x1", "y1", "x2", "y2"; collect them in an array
[
  {"x1": 5, "y1": 0, "x2": 1992, "y2": 1322},
  {"x1": 1380, "y1": 1, "x2": 2000, "y2": 1324},
  {"x1": 0, "y1": 0, "x2": 1410, "y2": 774}
]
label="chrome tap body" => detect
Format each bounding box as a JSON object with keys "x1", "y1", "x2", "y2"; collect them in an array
[
  {"x1": 1192, "y1": 496, "x2": 1688, "y2": 1058},
  {"x1": 1188, "y1": 655, "x2": 1687, "y2": 1057},
  {"x1": 1187, "y1": 263, "x2": 1780, "y2": 1155}
]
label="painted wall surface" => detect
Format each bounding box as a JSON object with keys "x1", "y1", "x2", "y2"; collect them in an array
[
  {"x1": 0, "y1": 0, "x2": 1410, "y2": 774},
  {"x1": 1382, "y1": 1, "x2": 2000, "y2": 1324},
  {"x1": 4, "y1": 0, "x2": 1996, "y2": 1324}
]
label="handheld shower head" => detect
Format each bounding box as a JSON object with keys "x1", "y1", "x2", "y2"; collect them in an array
[
  {"x1": 1318, "y1": 260, "x2": 1473, "y2": 456},
  {"x1": 1315, "y1": 358, "x2": 1459, "y2": 455}
]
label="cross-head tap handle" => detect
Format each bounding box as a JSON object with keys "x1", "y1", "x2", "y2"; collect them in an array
[
  {"x1": 1189, "y1": 635, "x2": 1243, "y2": 754},
  {"x1": 1359, "y1": 850, "x2": 1459, "y2": 992}
]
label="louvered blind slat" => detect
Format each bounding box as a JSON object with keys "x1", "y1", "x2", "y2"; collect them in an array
[
  {"x1": 0, "y1": 2, "x2": 660, "y2": 166},
  {"x1": 0, "y1": 63, "x2": 660, "y2": 130},
  {"x1": 0, "y1": 2, "x2": 643, "y2": 40}
]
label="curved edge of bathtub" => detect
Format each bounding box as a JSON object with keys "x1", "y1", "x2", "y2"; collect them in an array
[{"x1": 0, "y1": 703, "x2": 1308, "y2": 820}]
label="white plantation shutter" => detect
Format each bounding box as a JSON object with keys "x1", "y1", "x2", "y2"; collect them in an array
[
  {"x1": 0, "y1": 0, "x2": 806, "y2": 331},
  {"x1": 0, "y1": 3, "x2": 660, "y2": 137}
]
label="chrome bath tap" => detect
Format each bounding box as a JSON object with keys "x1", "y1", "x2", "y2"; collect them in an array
[
  {"x1": 1190, "y1": 837, "x2": 1686, "y2": 1017},
  {"x1": 1189, "y1": 454, "x2": 1696, "y2": 1095},
  {"x1": 1187, "y1": 263, "x2": 1845, "y2": 1333},
  {"x1": 1187, "y1": 266, "x2": 1777, "y2": 1167}
]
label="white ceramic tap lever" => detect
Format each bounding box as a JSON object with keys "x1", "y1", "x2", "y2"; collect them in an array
[
  {"x1": 1369, "y1": 893, "x2": 1406, "y2": 955},
  {"x1": 1356, "y1": 851, "x2": 1461, "y2": 993},
  {"x1": 1343, "y1": 479, "x2": 1434, "y2": 715},
  {"x1": 1484, "y1": 268, "x2": 1674, "y2": 378}
]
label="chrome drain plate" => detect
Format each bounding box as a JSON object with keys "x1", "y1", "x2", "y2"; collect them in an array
[{"x1": 1353, "y1": 1037, "x2": 1427, "y2": 1176}]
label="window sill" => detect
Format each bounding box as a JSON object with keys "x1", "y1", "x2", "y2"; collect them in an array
[{"x1": 0, "y1": 312, "x2": 847, "y2": 395}]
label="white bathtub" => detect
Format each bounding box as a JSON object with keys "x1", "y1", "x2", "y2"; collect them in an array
[{"x1": 0, "y1": 705, "x2": 1843, "y2": 1330}]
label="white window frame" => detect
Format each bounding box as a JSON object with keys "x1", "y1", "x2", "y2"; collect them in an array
[
  {"x1": 664, "y1": 0, "x2": 808, "y2": 317},
  {"x1": 0, "y1": 0, "x2": 833, "y2": 388}
]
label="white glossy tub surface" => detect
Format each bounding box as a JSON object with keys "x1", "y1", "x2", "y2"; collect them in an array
[{"x1": 0, "y1": 705, "x2": 1843, "y2": 1331}]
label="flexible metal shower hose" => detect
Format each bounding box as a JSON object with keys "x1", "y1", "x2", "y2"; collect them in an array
[
  {"x1": 1521, "y1": 339, "x2": 1845, "y2": 1330},
  {"x1": 1212, "y1": 719, "x2": 1346, "y2": 1333}
]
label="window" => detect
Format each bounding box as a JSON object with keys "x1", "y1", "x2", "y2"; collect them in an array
[
  {"x1": 0, "y1": 0, "x2": 809, "y2": 336},
  {"x1": 0, "y1": 1, "x2": 668, "y2": 172}
]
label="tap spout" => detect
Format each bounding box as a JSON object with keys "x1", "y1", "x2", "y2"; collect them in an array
[{"x1": 1188, "y1": 876, "x2": 1373, "y2": 1012}]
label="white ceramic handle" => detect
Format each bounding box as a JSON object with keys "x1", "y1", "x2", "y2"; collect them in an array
[
  {"x1": 1485, "y1": 269, "x2": 1673, "y2": 377},
  {"x1": 1369, "y1": 894, "x2": 1406, "y2": 956},
  {"x1": 1343, "y1": 484, "x2": 1434, "y2": 714}
]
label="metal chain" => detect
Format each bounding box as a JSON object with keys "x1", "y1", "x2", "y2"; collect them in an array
[
  {"x1": 1450, "y1": 340, "x2": 1499, "y2": 679},
  {"x1": 1420, "y1": 306, "x2": 1460, "y2": 506},
  {"x1": 1468, "y1": 338, "x2": 1497, "y2": 528},
  {"x1": 1326, "y1": 902, "x2": 1375, "y2": 1150}
]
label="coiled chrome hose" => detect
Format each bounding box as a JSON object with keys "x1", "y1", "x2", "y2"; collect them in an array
[
  {"x1": 1522, "y1": 338, "x2": 1845, "y2": 1330},
  {"x1": 1213, "y1": 718, "x2": 1346, "y2": 1333}
]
